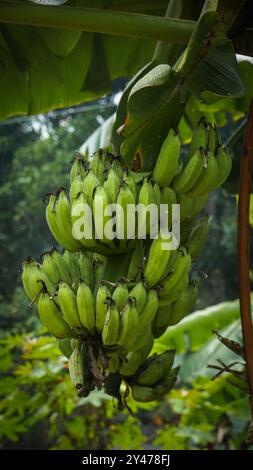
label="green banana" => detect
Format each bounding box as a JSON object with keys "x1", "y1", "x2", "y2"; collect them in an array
[
  {"x1": 187, "y1": 119, "x2": 208, "y2": 161},
  {"x1": 153, "y1": 183, "x2": 161, "y2": 207},
  {"x1": 214, "y1": 145, "x2": 232, "y2": 188},
  {"x1": 144, "y1": 232, "x2": 172, "y2": 287},
  {"x1": 46, "y1": 194, "x2": 79, "y2": 251},
  {"x1": 156, "y1": 350, "x2": 176, "y2": 378},
  {"x1": 108, "y1": 353, "x2": 120, "y2": 374},
  {"x1": 71, "y1": 191, "x2": 104, "y2": 253},
  {"x1": 102, "y1": 300, "x2": 120, "y2": 346},
  {"x1": 70, "y1": 174, "x2": 84, "y2": 204},
  {"x1": 158, "y1": 271, "x2": 189, "y2": 306},
  {"x1": 187, "y1": 151, "x2": 218, "y2": 197},
  {"x1": 51, "y1": 249, "x2": 72, "y2": 285},
  {"x1": 93, "y1": 185, "x2": 112, "y2": 245},
  {"x1": 116, "y1": 181, "x2": 136, "y2": 241},
  {"x1": 69, "y1": 339, "x2": 94, "y2": 397},
  {"x1": 38, "y1": 291, "x2": 71, "y2": 338},
  {"x1": 41, "y1": 250, "x2": 60, "y2": 285},
  {"x1": 153, "y1": 366, "x2": 179, "y2": 397},
  {"x1": 137, "y1": 178, "x2": 157, "y2": 237},
  {"x1": 168, "y1": 281, "x2": 198, "y2": 325},
  {"x1": 207, "y1": 122, "x2": 217, "y2": 153},
  {"x1": 76, "y1": 280, "x2": 95, "y2": 333},
  {"x1": 70, "y1": 154, "x2": 87, "y2": 185},
  {"x1": 83, "y1": 169, "x2": 100, "y2": 207},
  {"x1": 131, "y1": 384, "x2": 155, "y2": 402},
  {"x1": 58, "y1": 281, "x2": 82, "y2": 329},
  {"x1": 78, "y1": 252, "x2": 94, "y2": 290},
  {"x1": 22, "y1": 259, "x2": 54, "y2": 301},
  {"x1": 153, "y1": 304, "x2": 172, "y2": 329},
  {"x1": 58, "y1": 337, "x2": 73, "y2": 358},
  {"x1": 111, "y1": 158, "x2": 123, "y2": 180},
  {"x1": 153, "y1": 128, "x2": 181, "y2": 187},
  {"x1": 173, "y1": 148, "x2": 205, "y2": 194},
  {"x1": 119, "y1": 351, "x2": 144, "y2": 376},
  {"x1": 93, "y1": 256, "x2": 105, "y2": 284},
  {"x1": 185, "y1": 215, "x2": 209, "y2": 259},
  {"x1": 55, "y1": 188, "x2": 82, "y2": 250},
  {"x1": 136, "y1": 361, "x2": 163, "y2": 386},
  {"x1": 89, "y1": 150, "x2": 105, "y2": 184},
  {"x1": 123, "y1": 169, "x2": 138, "y2": 203},
  {"x1": 160, "y1": 186, "x2": 177, "y2": 230},
  {"x1": 127, "y1": 240, "x2": 144, "y2": 282},
  {"x1": 103, "y1": 167, "x2": 120, "y2": 203},
  {"x1": 112, "y1": 281, "x2": 129, "y2": 312},
  {"x1": 159, "y1": 248, "x2": 191, "y2": 298},
  {"x1": 117, "y1": 297, "x2": 139, "y2": 347},
  {"x1": 63, "y1": 250, "x2": 80, "y2": 284},
  {"x1": 95, "y1": 284, "x2": 111, "y2": 332},
  {"x1": 139, "y1": 288, "x2": 159, "y2": 329},
  {"x1": 128, "y1": 281, "x2": 147, "y2": 313}
]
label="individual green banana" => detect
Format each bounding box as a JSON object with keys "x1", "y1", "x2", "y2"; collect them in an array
[
  {"x1": 78, "y1": 252, "x2": 94, "y2": 290},
  {"x1": 102, "y1": 300, "x2": 120, "y2": 346},
  {"x1": 187, "y1": 119, "x2": 208, "y2": 161},
  {"x1": 108, "y1": 353, "x2": 120, "y2": 374},
  {"x1": 173, "y1": 148, "x2": 205, "y2": 194},
  {"x1": 207, "y1": 122, "x2": 217, "y2": 153},
  {"x1": 69, "y1": 340, "x2": 94, "y2": 397},
  {"x1": 119, "y1": 351, "x2": 144, "y2": 376},
  {"x1": 128, "y1": 281, "x2": 147, "y2": 313},
  {"x1": 95, "y1": 284, "x2": 111, "y2": 332},
  {"x1": 71, "y1": 191, "x2": 104, "y2": 253},
  {"x1": 137, "y1": 178, "x2": 157, "y2": 237},
  {"x1": 153, "y1": 128, "x2": 181, "y2": 187},
  {"x1": 70, "y1": 174, "x2": 84, "y2": 204},
  {"x1": 51, "y1": 249, "x2": 72, "y2": 285},
  {"x1": 158, "y1": 271, "x2": 189, "y2": 306},
  {"x1": 153, "y1": 183, "x2": 161, "y2": 207},
  {"x1": 83, "y1": 169, "x2": 100, "y2": 207},
  {"x1": 167, "y1": 281, "x2": 198, "y2": 326},
  {"x1": 111, "y1": 157, "x2": 123, "y2": 180},
  {"x1": 58, "y1": 281, "x2": 82, "y2": 329},
  {"x1": 213, "y1": 145, "x2": 232, "y2": 188},
  {"x1": 127, "y1": 240, "x2": 144, "y2": 282},
  {"x1": 41, "y1": 250, "x2": 60, "y2": 285},
  {"x1": 93, "y1": 185, "x2": 112, "y2": 245},
  {"x1": 153, "y1": 304, "x2": 172, "y2": 329},
  {"x1": 123, "y1": 169, "x2": 138, "y2": 203},
  {"x1": 93, "y1": 256, "x2": 105, "y2": 284},
  {"x1": 159, "y1": 248, "x2": 191, "y2": 298},
  {"x1": 38, "y1": 291, "x2": 71, "y2": 338},
  {"x1": 153, "y1": 366, "x2": 179, "y2": 397},
  {"x1": 22, "y1": 259, "x2": 54, "y2": 301},
  {"x1": 139, "y1": 288, "x2": 159, "y2": 329},
  {"x1": 55, "y1": 188, "x2": 81, "y2": 250},
  {"x1": 117, "y1": 297, "x2": 139, "y2": 347},
  {"x1": 144, "y1": 232, "x2": 172, "y2": 288},
  {"x1": 131, "y1": 384, "x2": 155, "y2": 402},
  {"x1": 160, "y1": 186, "x2": 177, "y2": 230},
  {"x1": 112, "y1": 281, "x2": 129, "y2": 312},
  {"x1": 103, "y1": 167, "x2": 120, "y2": 203},
  {"x1": 58, "y1": 337, "x2": 73, "y2": 358},
  {"x1": 46, "y1": 194, "x2": 80, "y2": 251},
  {"x1": 136, "y1": 361, "x2": 163, "y2": 386},
  {"x1": 76, "y1": 280, "x2": 95, "y2": 333},
  {"x1": 185, "y1": 215, "x2": 209, "y2": 259},
  {"x1": 63, "y1": 250, "x2": 80, "y2": 284},
  {"x1": 116, "y1": 181, "x2": 136, "y2": 241},
  {"x1": 156, "y1": 350, "x2": 176, "y2": 378},
  {"x1": 70, "y1": 154, "x2": 87, "y2": 185},
  {"x1": 89, "y1": 150, "x2": 105, "y2": 184},
  {"x1": 187, "y1": 151, "x2": 218, "y2": 197}
]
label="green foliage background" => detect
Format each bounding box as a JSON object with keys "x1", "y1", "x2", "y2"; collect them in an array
[{"x1": 0, "y1": 100, "x2": 252, "y2": 450}]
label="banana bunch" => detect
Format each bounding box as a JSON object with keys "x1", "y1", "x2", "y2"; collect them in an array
[
  {"x1": 172, "y1": 120, "x2": 232, "y2": 198},
  {"x1": 125, "y1": 351, "x2": 179, "y2": 402}
]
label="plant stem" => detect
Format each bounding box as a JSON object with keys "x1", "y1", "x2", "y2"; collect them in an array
[
  {"x1": 0, "y1": 2, "x2": 195, "y2": 44},
  {"x1": 237, "y1": 98, "x2": 253, "y2": 439},
  {"x1": 153, "y1": 0, "x2": 182, "y2": 64}
]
